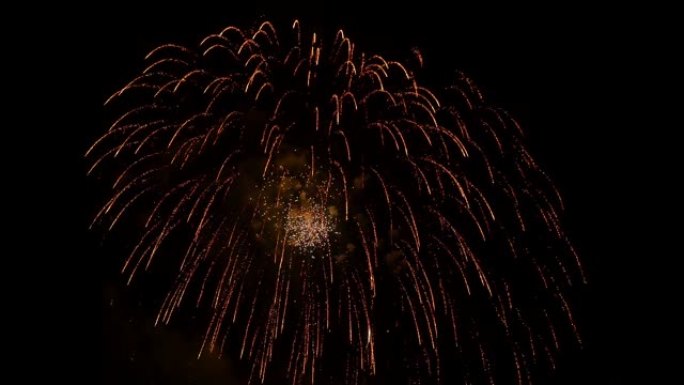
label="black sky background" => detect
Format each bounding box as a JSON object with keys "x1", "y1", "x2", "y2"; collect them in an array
[{"x1": 45, "y1": 3, "x2": 672, "y2": 384}]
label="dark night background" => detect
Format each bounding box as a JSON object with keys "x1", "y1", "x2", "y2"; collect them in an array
[{"x1": 41, "y1": 3, "x2": 672, "y2": 385}]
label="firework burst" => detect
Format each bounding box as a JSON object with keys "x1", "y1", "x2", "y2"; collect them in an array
[{"x1": 89, "y1": 19, "x2": 584, "y2": 385}]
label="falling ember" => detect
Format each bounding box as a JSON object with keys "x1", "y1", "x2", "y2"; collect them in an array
[{"x1": 89, "y1": 19, "x2": 584, "y2": 385}]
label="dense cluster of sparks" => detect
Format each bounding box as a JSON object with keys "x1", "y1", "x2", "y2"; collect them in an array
[
  {"x1": 89, "y1": 19, "x2": 584, "y2": 385},
  {"x1": 285, "y1": 203, "x2": 335, "y2": 251}
]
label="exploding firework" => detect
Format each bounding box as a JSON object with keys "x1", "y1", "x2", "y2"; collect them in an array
[{"x1": 89, "y1": 19, "x2": 584, "y2": 385}]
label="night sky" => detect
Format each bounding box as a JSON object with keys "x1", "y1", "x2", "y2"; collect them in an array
[{"x1": 57, "y1": 3, "x2": 670, "y2": 384}]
